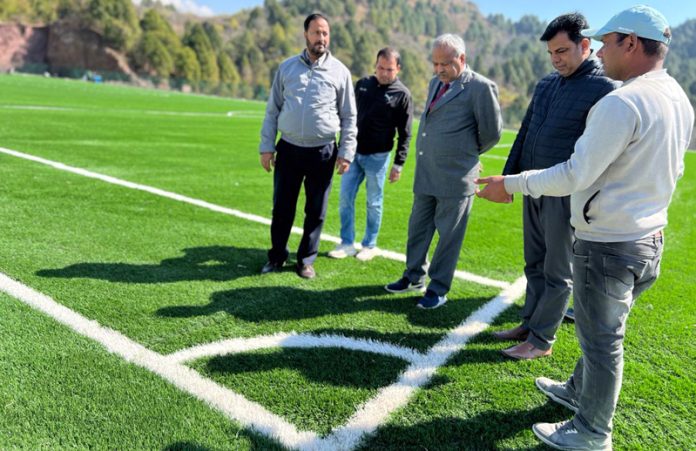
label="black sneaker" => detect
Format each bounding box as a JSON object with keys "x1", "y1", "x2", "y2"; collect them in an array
[
  {"x1": 417, "y1": 290, "x2": 447, "y2": 309},
  {"x1": 260, "y1": 261, "x2": 284, "y2": 274},
  {"x1": 564, "y1": 307, "x2": 575, "y2": 322},
  {"x1": 385, "y1": 277, "x2": 426, "y2": 293}
]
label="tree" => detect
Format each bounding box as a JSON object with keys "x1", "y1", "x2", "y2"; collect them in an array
[
  {"x1": 218, "y1": 52, "x2": 240, "y2": 86},
  {"x1": 182, "y1": 23, "x2": 219, "y2": 86},
  {"x1": 399, "y1": 48, "x2": 430, "y2": 109},
  {"x1": 132, "y1": 9, "x2": 182, "y2": 77},
  {"x1": 175, "y1": 47, "x2": 201, "y2": 86},
  {"x1": 265, "y1": 0, "x2": 290, "y2": 28},
  {"x1": 202, "y1": 22, "x2": 223, "y2": 52},
  {"x1": 0, "y1": 0, "x2": 31, "y2": 21},
  {"x1": 135, "y1": 33, "x2": 173, "y2": 77},
  {"x1": 85, "y1": 0, "x2": 140, "y2": 50}
]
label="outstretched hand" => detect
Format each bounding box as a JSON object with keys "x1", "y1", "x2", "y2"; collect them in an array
[{"x1": 475, "y1": 175, "x2": 513, "y2": 203}]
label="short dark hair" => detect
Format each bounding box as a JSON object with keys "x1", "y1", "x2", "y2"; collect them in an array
[
  {"x1": 376, "y1": 47, "x2": 401, "y2": 66},
  {"x1": 304, "y1": 13, "x2": 329, "y2": 31},
  {"x1": 540, "y1": 12, "x2": 588, "y2": 44},
  {"x1": 616, "y1": 33, "x2": 669, "y2": 59}
]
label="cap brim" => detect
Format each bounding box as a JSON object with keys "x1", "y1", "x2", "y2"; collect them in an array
[{"x1": 581, "y1": 27, "x2": 606, "y2": 41}]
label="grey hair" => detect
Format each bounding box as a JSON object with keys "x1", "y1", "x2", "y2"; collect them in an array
[{"x1": 433, "y1": 33, "x2": 466, "y2": 56}]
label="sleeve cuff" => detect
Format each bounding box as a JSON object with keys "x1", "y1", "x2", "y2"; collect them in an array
[
  {"x1": 391, "y1": 164, "x2": 403, "y2": 172},
  {"x1": 503, "y1": 175, "x2": 523, "y2": 194}
]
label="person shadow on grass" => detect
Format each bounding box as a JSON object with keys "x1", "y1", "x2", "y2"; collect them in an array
[
  {"x1": 357, "y1": 403, "x2": 568, "y2": 450},
  {"x1": 156, "y1": 284, "x2": 491, "y2": 346},
  {"x1": 35, "y1": 245, "x2": 265, "y2": 283}
]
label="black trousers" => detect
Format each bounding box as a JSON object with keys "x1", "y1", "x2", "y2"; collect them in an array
[{"x1": 268, "y1": 139, "x2": 337, "y2": 265}]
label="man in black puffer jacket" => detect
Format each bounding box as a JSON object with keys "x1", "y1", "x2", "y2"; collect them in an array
[{"x1": 494, "y1": 13, "x2": 619, "y2": 360}]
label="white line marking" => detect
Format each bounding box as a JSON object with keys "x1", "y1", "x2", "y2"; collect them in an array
[
  {"x1": 0, "y1": 104, "x2": 265, "y2": 119},
  {"x1": 0, "y1": 146, "x2": 509, "y2": 289},
  {"x1": 481, "y1": 154, "x2": 508, "y2": 161},
  {"x1": 0, "y1": 272, "x2": 317, "y2": 448},
  {"x1": 377, "y1": 248, "x2": 509, "y2": 289},
  {"x1": 0, "y1": 270, "x2": 526, "y2": 450},
  {"x1": 306, "y1": 276, "x2": 527, "y2": 450},
  {"x1": 167, "y1": 332, "x2": 424, "y2": 365}
]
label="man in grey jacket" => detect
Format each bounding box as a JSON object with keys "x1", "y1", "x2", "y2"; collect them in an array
[
  {"x1": 477, "y1": 6, "x2": 694, "y2": 449},
  {"x1": 259, "y1": 13, "x2": 357, "y2": 279},
  {"x1": 494, "y1": 13, "x2": 618, "y2": 360},
  {"x1": 385, "y1": 33, "x2": 502, "y2": 309}
]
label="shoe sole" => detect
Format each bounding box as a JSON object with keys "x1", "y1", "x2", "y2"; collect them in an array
[
  {"x1": 260, "y1": 263, "x2": 285, "y2": 274},
  {"x1": 384, "y1": 285, "x2": 426, "y2": 294},
  {"x1": 417, "y1": 298, "x2": 447, "y2": 309},
  {"x1": 327, "y1": 253, "x2": 354, "y2": 259},
  {"x1": 532, "y1": 424, "x2": 567, "y2": 450},
  {"x1": 355, "y1": 248, "x2": 379, "y2": 261},
  {"x1": 492, "y1": 331, "x2": 529, "y2": 341},
  {"x1": 532, "y1": 424, "x2": 608, "y2": 450},
  {"x1": 535, "y1": 379, "x2": 579, "y2": 413},
  {"x1": 501, "y1": 349, "x2": 552, "y2": 360}
]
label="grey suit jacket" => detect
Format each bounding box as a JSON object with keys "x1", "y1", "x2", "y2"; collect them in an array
[{"x1": 414, "y1": 69, "x2": 502, "y2": 197}]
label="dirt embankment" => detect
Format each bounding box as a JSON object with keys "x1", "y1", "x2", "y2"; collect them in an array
[{"x1": 0, "y1": 21, "x2": 135, "y2": 78}]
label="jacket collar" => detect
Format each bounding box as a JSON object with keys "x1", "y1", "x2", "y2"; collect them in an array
[
  {"x1": 372, "y1": 75, "x2": 401, "y2": 88},
  {"x1": 427, "y1": 68, "x2": 472, "y2": 114},
  {"x1": 301, "y1": 49, "x2": 331, "y2": 68},
  {"x1": 565, "y1": 53, "x2": 601, "y2": 80}
]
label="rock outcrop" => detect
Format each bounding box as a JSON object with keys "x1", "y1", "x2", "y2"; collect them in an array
[
  {"x1": 0, "y1": 20, "x2": 135, "y2": 78},
  {"x1": 0, "y1": 23, "x2": 49, "y2": 71},
  {"x1": 46, "y1": 20, "x2": 134, "y2": 76}
]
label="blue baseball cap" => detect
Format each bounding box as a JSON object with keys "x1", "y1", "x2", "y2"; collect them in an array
[{"x1": 582, "y1": 5, "x2": 671, "y2": 45}]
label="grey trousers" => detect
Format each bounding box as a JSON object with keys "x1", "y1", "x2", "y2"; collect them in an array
[
  {"x1": 403, "y1": 193, "x2": 473, "y2": 296},
  {"x1": 565, "y1": 235, "x2": 663, "y2": 440},
  {"x1": 521, "y1": 195, "x2": 574, "y2": 350}
]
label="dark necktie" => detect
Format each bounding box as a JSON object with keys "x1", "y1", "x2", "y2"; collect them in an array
[{"x1": 429, "y1": 82, "x2": 450, "y2": 112}]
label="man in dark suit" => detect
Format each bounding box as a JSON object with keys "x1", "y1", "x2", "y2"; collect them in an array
[{"x1": 385, "y1": 33, "x2": 502, "y2": 309}]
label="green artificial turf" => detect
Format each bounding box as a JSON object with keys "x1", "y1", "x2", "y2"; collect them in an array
[{"x1": 0, "y1": 74, "x2": 694, "y2": 450}]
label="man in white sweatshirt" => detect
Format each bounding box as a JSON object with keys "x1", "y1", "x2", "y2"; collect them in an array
[{"x1": 476, "y1": 6, "x2": 694, "y2": 450}]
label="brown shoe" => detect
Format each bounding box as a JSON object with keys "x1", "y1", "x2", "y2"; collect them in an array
[
  {"x1": 501, "y1": 341, "x2": 552, "y2": 360},
  {"x1": 492, "y1": 324, "x2": 529, "y2": 341},
  {"x1": 296, "y1": 263, "x2": 316, "y2": 279}
]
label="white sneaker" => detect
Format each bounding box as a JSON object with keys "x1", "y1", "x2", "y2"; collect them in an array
[
  {"x1": 355, "y1": 247, "x2": 378, "y2": 261},
  {"x1": 327, "y1": 243, "x2": 357, "y2": 259},
  {"x1": 533, "y1": 420, "x2": 612, "y2": 450}
]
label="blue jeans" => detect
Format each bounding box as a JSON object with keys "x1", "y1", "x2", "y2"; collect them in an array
[
  {"x1": 338, "y1": 152, "x2": 390, "y2": 248},
  {"x1": 567, "y1": 234, "x2": 663, "y2": 440}
]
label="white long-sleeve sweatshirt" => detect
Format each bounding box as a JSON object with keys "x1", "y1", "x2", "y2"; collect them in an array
[{"x1": 505, "y1": 69, "x2": 694, "y2": 242}]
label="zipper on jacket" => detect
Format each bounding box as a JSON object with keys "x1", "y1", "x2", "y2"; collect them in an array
[{"x1": 302, "y1": 68, "x2": 313, "y2": 138}]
